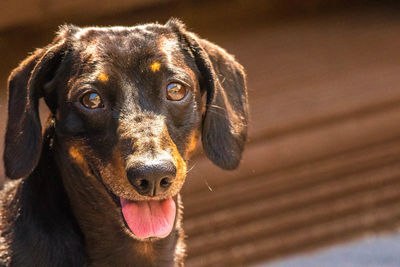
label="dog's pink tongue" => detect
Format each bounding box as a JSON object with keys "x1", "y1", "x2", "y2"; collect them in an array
[{"x1": 120, "y1": 198, "x2": 176, "y2": 239}]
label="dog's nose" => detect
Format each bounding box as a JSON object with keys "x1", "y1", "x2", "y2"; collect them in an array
[{"x1": 127, "y1": 161, "x2": 177, "y2": 197}]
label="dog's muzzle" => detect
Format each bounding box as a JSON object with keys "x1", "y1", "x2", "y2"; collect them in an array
[{"x1": 126, "y1": 160, "x2": 177, "y2": 197}]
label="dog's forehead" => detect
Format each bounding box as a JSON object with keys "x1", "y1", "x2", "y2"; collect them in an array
[
  {"x1": 73, "y1": 24, "x2": 165, "y2": 42},
  {"x1": 71, "y1": 25, "x2": 179, "y2": 62},
  {"x1": 63, "y1": 25, "x2": 196, "y2": 116},
  {"x1": 67, "y1": 25, "x2": 190, "y2": 86}
]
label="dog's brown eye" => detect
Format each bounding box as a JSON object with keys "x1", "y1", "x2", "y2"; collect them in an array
[
  {"x1": 81, "y1": 92, "x2": 103, "y2": 109},
  {"x1": 167, "y1": 82, "x2": 187, "y2": 101}
]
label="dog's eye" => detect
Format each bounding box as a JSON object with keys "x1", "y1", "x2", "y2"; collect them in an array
[
  {"x1": 81, "y1": 92, "x2": 103, "y2": 109},
  {"x1": 166, "y1": 82, "x2": 187, "y2": 101}
]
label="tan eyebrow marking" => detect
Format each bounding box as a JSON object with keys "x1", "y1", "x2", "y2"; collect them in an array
[
  {"x1": 150, "y1": 62, "x2": 161, "y2": 72},
  {"x1": 97, "y1": 72, "x2": 109, "y2": 83}
]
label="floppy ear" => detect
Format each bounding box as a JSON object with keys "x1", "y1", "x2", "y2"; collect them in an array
[
  {"x1": 168, "y1": 19, "x2": 249, "y2": 170},
  {"x1": 4, "y1": 40, "x2": 67, "y2": 179}
]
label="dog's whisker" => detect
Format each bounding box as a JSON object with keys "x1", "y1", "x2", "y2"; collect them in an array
[
  {"x1": 209, "y1": 104, "x2": 225, "y2": 111},
  {"x1": 186, "y1": 163, "x2": 197, "y2": 175},
  {"x1": 204, "y1": 180, "x2": 214, "y2": 192}
]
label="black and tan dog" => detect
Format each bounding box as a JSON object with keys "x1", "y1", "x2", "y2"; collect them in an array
[{"x1": 0, "y1": 19, "x2": 248, "y2": 266}]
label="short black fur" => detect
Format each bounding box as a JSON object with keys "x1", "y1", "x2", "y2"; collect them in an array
[{"x1": 0, "y1": 19, "x2": 248, "y2": 266}]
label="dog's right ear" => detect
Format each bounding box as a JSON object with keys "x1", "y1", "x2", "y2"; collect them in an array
[
  {"x1": 167, "y1": 19, "x2": 248, "y2": 170},
  {"x1": 4, "y1": 38, "x2": 68, "y2": 179}
]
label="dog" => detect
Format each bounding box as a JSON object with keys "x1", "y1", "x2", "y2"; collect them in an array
[{"x1": 0, "y1": 19, "x2": 248, "y2": 266}]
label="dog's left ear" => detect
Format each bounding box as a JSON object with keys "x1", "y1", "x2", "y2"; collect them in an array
[
  {"x1": 167, "y1": 19, "x2": 249, "y2": 170},
  {"x1": 4, "y1": 38, "x2": 68, "y2": 179}
]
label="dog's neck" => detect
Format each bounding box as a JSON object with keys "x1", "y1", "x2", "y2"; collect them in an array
[
  {"x1": 4, "y1": 128, "x2": 86, "y2": 266},
  {"x1": 52, "y1": 135, "x2": 183, "y2": 266}
]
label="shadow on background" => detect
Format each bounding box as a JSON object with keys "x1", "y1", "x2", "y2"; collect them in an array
[{"x1": 1, "y1": 0, "x2": 400, "y2": 266}]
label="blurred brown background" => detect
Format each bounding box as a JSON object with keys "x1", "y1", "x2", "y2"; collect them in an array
[{"x1": 1, "y1": 0, "x2": 400, "y2": 266}]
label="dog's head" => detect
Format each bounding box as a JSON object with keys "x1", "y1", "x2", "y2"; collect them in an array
[{"x1": 4, "y1": 19, "x2": 248, "y2": 240}]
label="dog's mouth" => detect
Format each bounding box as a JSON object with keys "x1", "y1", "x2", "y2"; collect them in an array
[
  {"x1": 88, "y1": 164, "x2": 177, "y2": 239},
  {"x1": 120, "y1": 197, "x2": 176, "y2": 239}
]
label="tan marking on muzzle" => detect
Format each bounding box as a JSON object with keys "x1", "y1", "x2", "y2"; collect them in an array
[
  {"x1": 100, "y1": 149, "x2": 139, "y2": 199},
  {"x1": 111, "y1": 114, "x2": 187, "y2": 200},
  {"x1": 170, "y1": 137, "x2": 187, "y2": 195},
  {"x1": 68, "y1": 146, "x2": 92, "y2": 176},
  {"x1": 102, "y1": 145, "x2": 187, "y2": 201},
  {"x1": 185, "y1": 131, "x2": 199, "y2": 159}
]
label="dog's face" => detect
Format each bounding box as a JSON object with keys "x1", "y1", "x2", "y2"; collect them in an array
[
  {"x1": 58, "y1": 24, "x2": 202, "y2": 201},
  {"x1": 4, "y1": 19, "x2": 248, "y2": 241}
]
